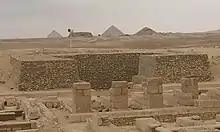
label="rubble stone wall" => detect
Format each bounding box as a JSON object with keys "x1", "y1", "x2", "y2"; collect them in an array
[
  {"x1": 95, "y1": 107, "x2": 220, "y2": 126},
  {"x1": 10, "y1": 52, "x2": 213, "y2": 91},
  {"x1": 11, "y1": 56, "x2": 79, "y2": 91},
  {"x1": 74, "y1": 53, "x2": 141, "y2": 89},
  {"x1": 139, "y1": 54, "x2": 213, "y2": 83}
]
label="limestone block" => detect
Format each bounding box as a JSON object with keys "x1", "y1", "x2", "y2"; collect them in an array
[
  {"x1": 74, "y1": 82, "x2": 91, "y2": 90},
  {"x1": 207, "y1": 89, "x2": 220, "y2": 100},
  {"x1": 28, "y1": 107, "x2": 40, "y2": 120},
  {"x1": 176, "y1": 98, "x2": 194, "y2": 106},
  {"x1": 75, "y1": 96, "x2": 91, "y2": 113},
  {"x1": 121, "y1": 88, "x2": 128, "y2": 95},
  {"x1": 132, "y1": 75, "x2": 146, "y2": 84},
  {"x1": 15, "y1": 129, "x2": 39, "y2": 132},
  {"x1": 199, "y1": 93, "x2": 209, "y2": 100},
  {"x1": 110, "y1": 95, "x2": 128, "y2": 102},
  {"x1": 112, "y1": 81, "x2": 128, "y2": 89},
  {"x1": 148, "y1": 94, "x2": 163, "y2": 108},
  {"x1": 4, "y1": 96, "x2": 16, "y2": 106},
  {"x1": 181, "y1": 78, "x2": 199, "y2": 99},
  {"x1": 109, "y1": 88, "x2": 122, "y2": 96},
  {"x1": 76, "y1": 90, "x2": 84, "y2": 96},
  {"x1": 147, "y1": 77, "x2": 163, "y2": 94},
  {"x1": 195, "y1": 100, "x2": 220, "y2": 108},
  {"x1": 84, "y1": 89, "x2": 91, "y2": 96},
  {"x1": 128, "y1": 82, "x2": 133, "y2": 89},
  {"x1": 173, "y1": 89, "x2": 193, "y2": 99},
  {"x1": 176, "y1": 117, "x2": 199, "y2": 127},
  {"x1": 155, "y1": 127, "x2": 172, "y2": 132},
  {"x1": 216, "y1": 114, "x2": 220, "y2": 122},
  {"x1": 111, "y1": 100, "x2": 128, "y2": 110},
  {"x1": 91, "y1": 114, "x2": 102, "y2": 131},
  {"x1": 135, "y1": 118, "x2": 161, "y2": 132},
  {"x1": 0, "y1": 99, "x2": 5, "y2": 110}
]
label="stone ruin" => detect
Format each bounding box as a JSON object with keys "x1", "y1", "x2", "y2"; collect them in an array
[
  {"x1": 9, "y1": 48, "x2": 213, "y2": 91},
  {"x1": 0, "y1": 70, "x2": 220, "y2": 131}
]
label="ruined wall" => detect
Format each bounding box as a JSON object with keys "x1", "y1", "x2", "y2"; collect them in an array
[
  {"x1": 94, "y1": 107, "x2": 220, "y2": 126},
  {"x1": 139, "y1": 54, "x2": 213, "y2": 83},
  {"x1": 75, "y1": 53, "x2": 140, "y2": 89},
  {"x1": 11, "y1": 57, "x2": 79, "y2": 91}
]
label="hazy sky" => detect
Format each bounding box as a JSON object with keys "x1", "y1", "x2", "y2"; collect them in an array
[{"x1": 0, "y1": 0, "x2": 220, "y2": 38}]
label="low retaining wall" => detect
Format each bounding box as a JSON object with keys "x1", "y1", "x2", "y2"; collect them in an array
[{"x1": 93, "y1": 107, "x2": 220, "y2": 126}]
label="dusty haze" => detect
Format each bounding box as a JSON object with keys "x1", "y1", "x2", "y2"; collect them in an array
[{"x1": 0, "y1": 0, "x2": 220, "y2": 38}]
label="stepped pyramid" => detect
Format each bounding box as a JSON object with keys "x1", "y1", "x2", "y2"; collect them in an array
[
  {"x1": 134, "y1": 27, "x2": 157, "y2": 36},
  {"x1": 101, "y1": 25, "x2": 124, "y2": 37},
  {"x1": 47, "y1": 30, "x2": 62, "y2": 38}
]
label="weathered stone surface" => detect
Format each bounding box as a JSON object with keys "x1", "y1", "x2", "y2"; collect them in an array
[
  {"x1": 4, "y1": 96, "x2": 16, "y2": 106},
  {"x1": 139, "y1": 54, "x2": 213, "y2": 83},
  {"x1": 72, "y1": 82, "x2": 91, "y2": 113},
  {"x1": 135, "y1": 118, "x2": 161, "y2": 132},
  {"x1": 132, "y1": 75, "x2": 146, "y2": 84},
  {"x1": 147, "y1": 77, "x2": 163, "y2": 94},
  {"x1": 195, "y1": 100, "x2": 220, "y2": 108}
]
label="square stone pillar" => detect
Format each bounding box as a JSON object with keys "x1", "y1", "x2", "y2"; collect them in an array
[
  {"x1": 110, "y1": 81, "x2": 128, "y2": 110},
  {"x1": 72, "y1": 82, "x2": 91, "y2": 113},
  {"x1": 146, "y1": 77, "x2": 164, "y2": 109},
  {"x1": 181, "y1": 78, "x2": 199, "y2": 99}
]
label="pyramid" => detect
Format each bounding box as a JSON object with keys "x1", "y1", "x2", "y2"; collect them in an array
[
  {"x1": 101, "y1": 25, "x2": 124, "y2": 37},
  {"x1": 47, "y1": 30, "x2": 62, "y2": 38},
  {"x1": 134, "y1": 27, "x2": 157, "y2": 36}
]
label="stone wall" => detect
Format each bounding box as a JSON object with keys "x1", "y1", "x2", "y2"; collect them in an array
[
  {"x1": 93, "y1": 107, "x2": 220, "y2": 126},
  {"x1": 139, "y1": 54, "x2": 213, "y2": 83},
  {"x1": 10, "y1": 51, "x2": 213, "y2": 91},
  {"x1": 75, "y1": 53, "x2": 141, "y2": 89},
  {"x1": 11, "y1": 56, "x2": 79, "y2": 91}
]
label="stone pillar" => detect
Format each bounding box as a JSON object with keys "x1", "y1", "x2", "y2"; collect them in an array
[
  {"x1": 72, "y1": 82, "x2": 91, "y2": 113},
  {"x1": 110, "y1": 81, "x2": 128, "y2": 110},
  {"x1": 146, "y1": 77, "x2": 164, "y2": 108},
  {"x1": 181, "y1": 78, "x2": 199, "y2": 99}
]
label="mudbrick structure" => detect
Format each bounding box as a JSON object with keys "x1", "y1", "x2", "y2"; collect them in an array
[{"x1": 10, "y1": 48, "x2": 213, "y2": 91}]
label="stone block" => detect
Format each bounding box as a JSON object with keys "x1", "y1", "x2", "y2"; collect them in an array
[
  {"x1": 148, "y1": 94, "x2": 163, "y2": 108},
  {"x1": 75, "y1": 96, "x2": 91, "y2": 113},
  {"x1": 76, "y1": 90, "x2": 84, "y2": 96},
  {"x1": 181, "y1": 78, "x2": 199, "y2": 98},
  {"x1": 4, "y1": 96, "x2": 16, "y2": 106},
  {"x1": 110, "y1": 95, "x2": 128, "y2": 102},
  {"x1": 176, "y1": 98, "x2": 194, "y2": 106},
  {"x1": 15, "y1": 129, "x2": 39, "y2": 132},
  {"x1": 173, "y1": 89, "x2": 193, "y2": 99},
  {"x1": 176, "y1": 117, "x2": 201, "y2": 127},
  {"x1": 84, "y1": 89, "x2": 91, "y2": 96},
  {"x1": 0, "y1": 112, "x2": 16, "y2": 121},
  {"x1": 121, "y1": 88, "x2": 128, "y2": 95},
  {"x1": 199, "y1": 93, "x2": 209, "y2": 100},
  {"x1": 28, "y1": 107, "x2": 40, "y2": 120},
  {"x1": 69, "y1": 114, "x2": 81, "y2": 123},
  {"x1": 207, "y1": 89, "x2": 220, "y2": 100},
  {"x1": 74, "y1": 82, "x2": 91, "y2": 90},
  {"x1": 195, "y1": 100, "x2": 220, "y2": 108},
  {"x1": 216, "y1": 114, "x2": 220, "y2": 122},
  {"x1": 132, "y1": 75, "x2": 146, "y2": 84},
  {"x1": 112, "y1": 81, "x2": 128, "y2": 89},
  {"x1": 147, "y1": 77, "x2": 163, "y2": 94},
  {"x1": 135, "y1": 118, "x2": 161, "y2": 132},
  {"x1": 111, "y1": 100, "x2": 128, "y2": 110},
  {"x1": 109, "y1": 88, "x2": 122, "y2": 96}
]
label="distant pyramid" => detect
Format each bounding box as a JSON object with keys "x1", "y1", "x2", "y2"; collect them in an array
[
  {"x1": 134, "y1": 27, "x2": 157, "y2": 36},
  {"x1": 47, "y1": 30, "x2": 62, "y2": 38},
  {"x1": 101, "y1": 25, "x2": 124, "y2": 37}
]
